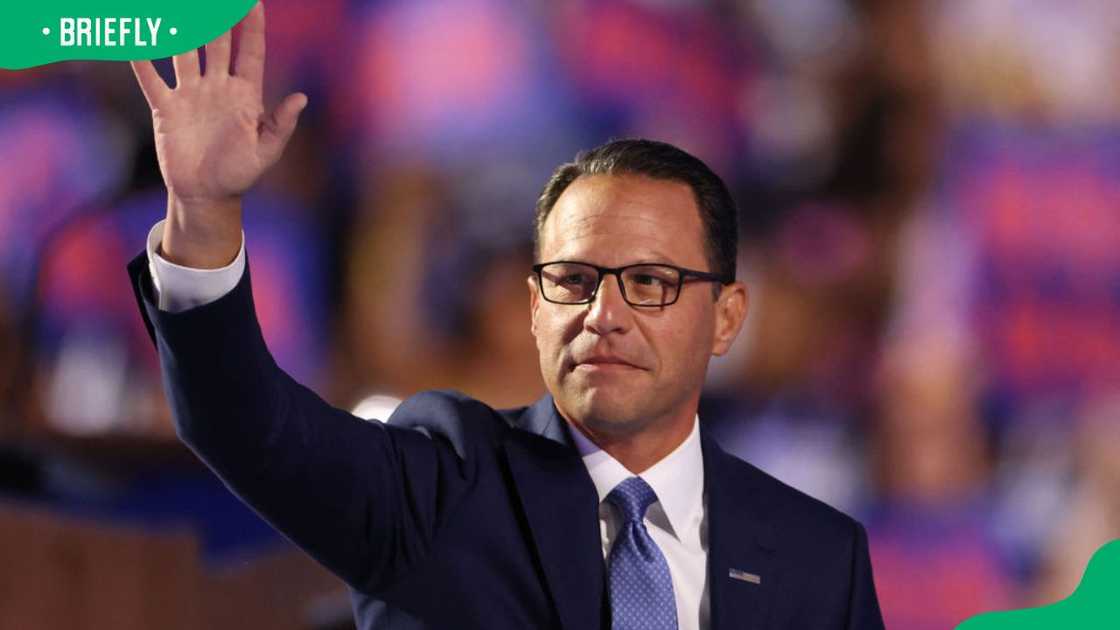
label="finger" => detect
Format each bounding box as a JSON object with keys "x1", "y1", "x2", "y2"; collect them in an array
[
  {"x1": 204, "y1": 30, "x2": 232, "y2": 77},
  {"x1": 130, "y1": 60, "x2": 170, "y2": 108},
  {"x1": 258, "y1": 92, "x2": 308, "y2": 165},
  {"x1": 233, "y1": 2, "x2": 266, "y2": 88},
  {"x1": 172, "y1": 48, "x2": 201, "y2": 86}
]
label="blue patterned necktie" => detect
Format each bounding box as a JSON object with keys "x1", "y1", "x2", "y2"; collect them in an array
[{"x1": 606, "y1": 476, "x2": 679, "y2": 630}]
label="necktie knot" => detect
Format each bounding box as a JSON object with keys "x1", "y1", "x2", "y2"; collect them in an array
[{"x1": 607, "y1": 476, "x2": 658, "y2": 524}]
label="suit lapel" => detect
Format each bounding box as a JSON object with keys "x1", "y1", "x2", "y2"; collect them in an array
[
  {"x1": 503, "y1": 395, "x2": 605, "y2": 630},
  {"x1": 703, "y1": 434, "x2": 778, "y2": 630}
]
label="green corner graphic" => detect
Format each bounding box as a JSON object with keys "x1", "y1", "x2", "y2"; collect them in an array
[
  {"x1": 957, "y1": 539, "x2": 1120, "y2": 629},
  {"x1": 1, "y1": 0, "x2": 255, "y2": 70}
]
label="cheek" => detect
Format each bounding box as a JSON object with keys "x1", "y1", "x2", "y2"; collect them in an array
[
  {"x1": 534, "y1": 310, "x2": 577, "y2": 358},
  {"x1": 649, "y1": 310, "x2": 712, "y2": 373}
]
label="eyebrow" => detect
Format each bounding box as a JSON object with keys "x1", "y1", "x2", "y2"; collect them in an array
[{"x1": 546, "y1": 250, "x2": 683, "y2": 267}]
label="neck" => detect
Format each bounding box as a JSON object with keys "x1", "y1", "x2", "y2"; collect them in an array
[{"x1": 569, "y1": 406, "x2": 697, "y2": 474}]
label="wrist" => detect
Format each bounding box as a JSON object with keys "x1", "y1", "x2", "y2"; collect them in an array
[{"x1": 161, "y1": 194, "x2": 244, "y2": 269}]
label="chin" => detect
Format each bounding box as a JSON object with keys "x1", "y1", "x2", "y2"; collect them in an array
[{"x1": 567, "y1": 388, "x2": 650, "y2": 436}]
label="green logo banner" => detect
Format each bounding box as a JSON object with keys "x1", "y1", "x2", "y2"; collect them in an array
[
  {"x1": 0, "y1": 0, "x2": 255, "y2": 69},
  {"x1": 957, "y1": 539, "x2": 1120, "y2": 629}
]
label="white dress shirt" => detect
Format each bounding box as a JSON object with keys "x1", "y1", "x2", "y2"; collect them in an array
[
  {"x1": 145, "y1": 220, "x2": 711, "y2": 629},
  {"x1": 568, "y1": 417, "x2": 710, "y2": 630},
  {"x1": 145, "y1": 220, "x2": 246, "y2": 313}
]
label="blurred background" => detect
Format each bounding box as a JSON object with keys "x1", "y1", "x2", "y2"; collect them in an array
[{"x1": 2, "y1": 0, "x2": 1119, "y2": 628}]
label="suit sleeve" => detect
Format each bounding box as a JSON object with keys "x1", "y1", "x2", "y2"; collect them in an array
[
  {"x1": 846, "y1": 521, "x2": 886, "y2": 630},
  {"x1": 127, "y1": 251, "x2": 469, "y2": 593}
]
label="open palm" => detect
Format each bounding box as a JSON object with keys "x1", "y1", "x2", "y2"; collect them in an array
[{"x1": 130, "y1": 2, "x2": 306, "y2": 205}]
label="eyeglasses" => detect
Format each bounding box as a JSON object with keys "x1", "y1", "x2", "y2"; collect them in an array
[{"x1": 532, "y1": 260, "x2": 729, "y2": 308}]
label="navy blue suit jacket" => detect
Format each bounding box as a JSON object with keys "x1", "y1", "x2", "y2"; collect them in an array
[{"x1": 128, "y1": 252, "x2": 884, "y2": 629}]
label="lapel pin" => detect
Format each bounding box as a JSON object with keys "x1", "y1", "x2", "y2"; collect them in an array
[{"x1": 728, "y1": 568, "x2": 761, "y2": 584}]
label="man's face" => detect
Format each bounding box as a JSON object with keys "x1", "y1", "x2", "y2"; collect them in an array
[{"x1": 528, "y1": 173, "x2": 747, "y2": 439}]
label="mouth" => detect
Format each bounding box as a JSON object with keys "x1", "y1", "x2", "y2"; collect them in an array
[{"x1": 572, "y1": 358, "x2": 643, "y2": 372}]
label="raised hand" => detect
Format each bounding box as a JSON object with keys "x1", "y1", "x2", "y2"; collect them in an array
[{"x1": 130, "y1": 2, "x2": 306, "y2": 268}]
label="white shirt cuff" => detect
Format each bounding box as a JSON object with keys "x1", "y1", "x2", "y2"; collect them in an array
[{"x1": 146, "y1": 219, "x2": 246, "y2": 313}]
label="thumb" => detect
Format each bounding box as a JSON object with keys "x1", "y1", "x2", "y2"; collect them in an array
[{"x1": 259, "y1": 92, "x2": 308, "y2": 165}]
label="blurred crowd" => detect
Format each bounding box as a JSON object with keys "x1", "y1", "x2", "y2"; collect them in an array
[{"x1": 2, "y1": 0, "x2": 1119, "y2": 628}]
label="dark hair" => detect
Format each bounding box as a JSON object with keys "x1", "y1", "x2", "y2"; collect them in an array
[{"x1": 534, "y1": 138, "x2": 738, "y2": 283}]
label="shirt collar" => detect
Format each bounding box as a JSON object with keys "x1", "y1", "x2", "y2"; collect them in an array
[{"x1": 567, "y1": 415, "x2": 704, "y2": 540}]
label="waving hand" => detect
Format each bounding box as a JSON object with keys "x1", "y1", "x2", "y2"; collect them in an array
[{"x1": 130, "y1": 2, "x2": 306, "y2": 268}]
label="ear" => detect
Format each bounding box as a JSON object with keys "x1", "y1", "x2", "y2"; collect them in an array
[
  {"x1": 527, "y1": 274, "x2": 541, "y2": 338},
  {"x1": 711, "y1": 281, "x2": 748, "y2": 357}
]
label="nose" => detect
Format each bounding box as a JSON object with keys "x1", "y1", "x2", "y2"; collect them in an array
[{"x1": 584, "y1": 273, "x2": 631, "y2": 336}]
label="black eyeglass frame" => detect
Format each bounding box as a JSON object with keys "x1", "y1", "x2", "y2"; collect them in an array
[{"x1": 531, "y1": 260, "x2": 731, "y2": 308}]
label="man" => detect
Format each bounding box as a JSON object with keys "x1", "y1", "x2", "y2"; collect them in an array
[{"x1": 127, "y1": 4, "x2": 884, "y2": 629}]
